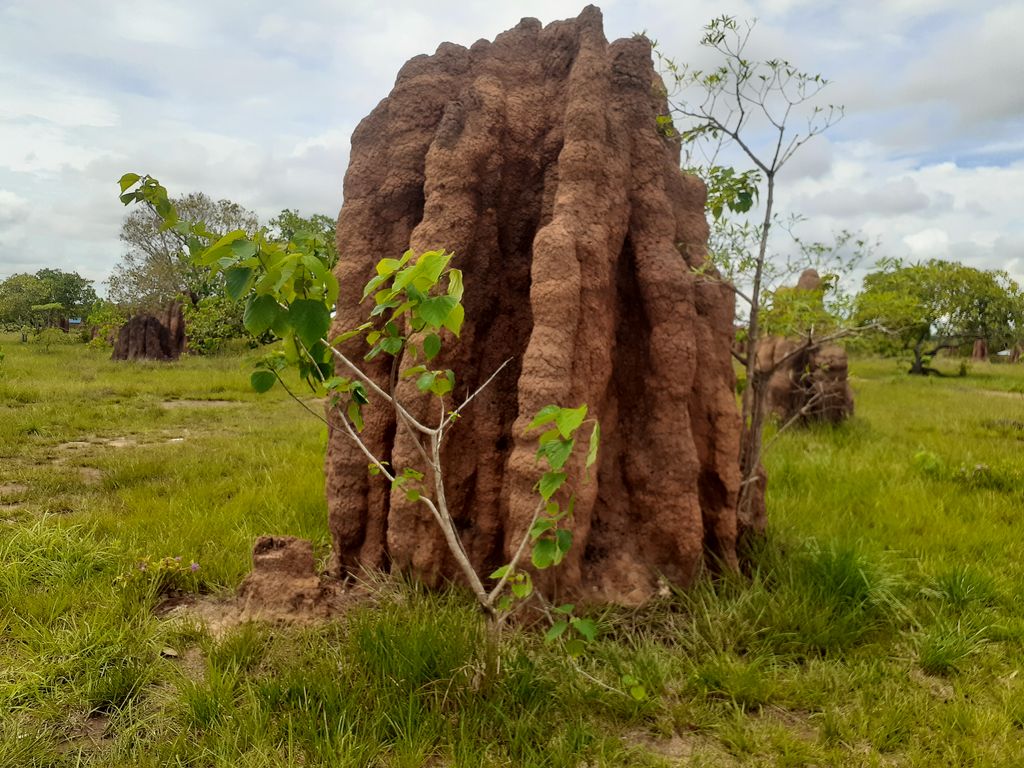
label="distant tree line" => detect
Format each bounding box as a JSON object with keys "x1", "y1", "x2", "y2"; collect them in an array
[
  {"x1": 0, "y1": 192, "x2": 337, "y2": 353},
  {"x1": 106, "y1": 191, "x2": 337, "y2": 354}
]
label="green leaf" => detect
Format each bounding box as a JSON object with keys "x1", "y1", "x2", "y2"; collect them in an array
[
  {"x1": 553, "y1": 603, "x2": 575, "y2": 615},
  {"x1": 545, "y1": 621, "x2": 569, "y2": 642},
  {"x1": 405, "y1": 488, "x2": 421, "y2": 502},
  {"x1": 379, "y1": 336, "x2": 404, "y2": 356},
  {"x1": 347, "y1": 400, "x2": 364, "y2": 432},
  {"x1": 489, "y1": 565, "x2": 511, "y2": 580},
  {"x1": 230, "y1": 239, "x2": 258, "y2": 261},
  {"x1": 629, "y1": 685, "x2": 648, "y2": 701},
  {"x1": 565, "y1": 638, "x2": 586, "y2": 657},
  {"x1": 530, "y1": 519, "x2": 556, "y2": 540},
  {"x1": 423, "y1": 333, "x2": 441, "y2": 360},
  {"x1": 570, "y1": 617, "x2": 597, "y2": 642},
  {"x1": 250, "y1": 370, "x2": 276, "y2": 393},
  {"x1": 288, "y1": 299, "x2": 331, "y2": 350},
  {"x1": 243, "y1": 294, "x2": 283, "y2": 335},
  {"x1": 401, "y1": 365, "x2": 428, "y2": 379},
  {"x1": 418, "y1": 295, "x2": 458, "y2": 327},
  {"x1": 118, "y1": 173, "x2": 140, "y2": 192},
  {"x1": 586, "y1": 421, "x2": 601, "y2": 469},
  {"x1": 442, "y1": 303, "x2": 464, "y2": 336},
  {"x1": 447, "y1": 268, "x2": 464, "y2": 300},
  {"x1": 555, "y1": 405, "x2": 588, "y2": 439},
  {"x1": 538, "y1": 437, "x2": 574, "y2": 471},
  {"x1": 224, "y1": 266, "x2": 254, "y2": 301},
  {"x1": 332, "y1": 322, "x2": 372, "y2": 345},
  {"x1": 538, "y1": 471, "x2": 566, "y2": 502},
  {"x1": 362, "y1": 273, "x2": 390, "y2": 301},
  {"x1": 376, "y1": 257, "x2": 403, "y2": 277},
  {"x1": 511, "y1": 577, "x2": 532, "y2": 599},
  {"x1": 527, "y1": 405, "x2": 560, "y2": 431},
  {"x1": 532, "y1": 539, "x2": 557, "y2": 569},
  {"x1": 416, "y1": 371, "x2": 437, "y2": 392},
  {"x1": 430, "y1": 370, "x2": 454, "y2": 397},
  {"x1": 555, "y1": 528, "x2": 573, "y2": 556}
]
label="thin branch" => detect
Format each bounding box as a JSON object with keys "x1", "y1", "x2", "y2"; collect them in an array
[
  {"x1": 273, "y1": 371, "x2": 330, "y2": 427},
  {"x1": 444, "y1": 358, "x2": 514, "y2": 431},
  {"x1": 327, "y1": 344, "x2": 435, "y2": 435},
  {"x1": 487, "y1": 500, "x2": 544, "y2": 605}
]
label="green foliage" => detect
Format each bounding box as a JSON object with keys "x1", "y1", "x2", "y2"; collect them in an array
[
  {"x1": 31, "y1": 327, "x2": 76, "y2": 352},
  {"x1": 35, "y1": 268, "x2": 98, "y2": 318},
  {"x1": 181, "y1": 295, "x2": 248, "y2": 355},
  {"x1": 85, "y1": 299, "x2": 129, "y2": 348},
  {"x1": 856, "y1": 258, "x2": 1024, "y2": 371},
  {"x1": 113, "y1": 554, "x2": 201, "y2": 597},
  {"x1": 109, "y1": 189, "x2": 261, "y2": 308},
  {"x1": 268, "y1": 208, "x2": 339, "y2": 269}
]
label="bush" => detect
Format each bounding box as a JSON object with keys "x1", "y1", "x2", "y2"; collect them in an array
[
  {"x1": 32, "y1": 328, "x2": 76, "y2": 351},
  {"x1": 182, "y1": 295, "x2": 249, "y2": 355},
  {"x1": 85, "y1": 300, "x2": 128, "y2": 348}
]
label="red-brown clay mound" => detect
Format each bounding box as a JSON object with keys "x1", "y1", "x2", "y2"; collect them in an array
[
  {"x1": 757, "y1": 269, "x2": 854, "y2": 425},
  {"x1": 326, "y1": 6, "x2": 754, "y2": 605},
  {"x1": 112, "y1": 301, "x2": 186, "y2": 361}
]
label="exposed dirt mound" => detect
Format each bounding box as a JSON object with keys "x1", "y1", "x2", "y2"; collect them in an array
[
  {"x1": 112, "y1": 301, "x2": 186, "y2": 361},
  {"x1": 326, "y1": 6, "x2": 749, "y2": 605},
  {"x1": 757, "y1": 269, "x2": 854, "y2": 425}
]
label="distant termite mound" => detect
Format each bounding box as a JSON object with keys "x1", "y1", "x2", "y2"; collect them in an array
[
  {"x1": 757, "y1": 269, "x2": 854, "y2": 425},
  {"x1": 325, "y1": 6, "x2": 756, "y2": 605},
  {"x1": 112, "y1": 302, "x2": 186, "y2": 361}
]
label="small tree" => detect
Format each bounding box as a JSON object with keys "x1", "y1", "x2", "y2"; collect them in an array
[
  {"x1": 856, "y1": 259, "x2": 1024, "y2": 374},
  {"x1": 118, "y1": 174, "x2": 599, "y2": 646},
  {"x1": 108, "y1": 191, "x2": 260, "y2": 308},
  {"x1": 657, "y1": 16, "x2": 852, "y2": 522}
]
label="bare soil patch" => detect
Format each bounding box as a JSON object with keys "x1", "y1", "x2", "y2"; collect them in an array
[
  {"x1": 159, "y1": 399, "x2": 238, "y2": 409},
  {"x1": 157, "y1": 581, "x2": 366, "y2": 639},
  {"x1": 78, "y1": 467, "x2": 103, "y2": 484},
  {"x1": 627, "y1": 728, "x2": 737, "y2": 765},
  {"x1": 0, "y1": 482, "x2": 29, "y2": 497},
  {"x1": 59, "y1": 713, "x2": 112, "y2": 754}
]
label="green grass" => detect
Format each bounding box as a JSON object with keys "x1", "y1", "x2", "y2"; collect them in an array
[{"x1": 3, "y1": 336, "x2": 1024, "y2": 765}]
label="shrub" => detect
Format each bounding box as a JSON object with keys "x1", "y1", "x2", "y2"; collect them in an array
[{"x1": 182, "y1": 295, "x2": 249, "y2": 355}]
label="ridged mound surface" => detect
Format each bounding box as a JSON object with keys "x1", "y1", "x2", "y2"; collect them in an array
[{"x1": 326, "y1": 6, "x2": 752, "y2": 604}]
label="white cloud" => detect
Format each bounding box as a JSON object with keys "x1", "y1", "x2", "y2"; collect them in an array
[{"x1": 0, "y1": 0, "x2": 1021, "y2": 295}]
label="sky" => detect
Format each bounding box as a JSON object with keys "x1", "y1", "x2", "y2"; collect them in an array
[{"x1": 1, "y1": 0, "x2": 1022, "y2": 294}]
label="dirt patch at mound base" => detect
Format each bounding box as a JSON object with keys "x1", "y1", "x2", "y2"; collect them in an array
[
  {"x1": 0, "y1": 483, "x2": 28, "y2": 497},
  {"x1": 158, "y1": 536, "x2": 367, "y2": 637}
]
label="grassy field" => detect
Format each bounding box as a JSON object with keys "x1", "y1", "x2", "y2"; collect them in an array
[{"x1": 2, "y1": 335, "x2": 1024, "y2": 767}]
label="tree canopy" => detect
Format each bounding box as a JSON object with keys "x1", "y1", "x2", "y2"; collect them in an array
[
  {"x1": 0, "y1": 269, "x2": 97, "y2": 330},
  {"x1": 108, "y1": 192, "x2": 261, "y2": 308},
  {"x1": 855, "y1": 258, "x2": 1024, "y2": 373}
]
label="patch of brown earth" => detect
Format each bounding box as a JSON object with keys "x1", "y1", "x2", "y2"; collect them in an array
[
  {"x1": 159, "y1": 399, "x2": 238, "y2": 409},
  {"x1": 0, "y1": 482, "x2": 28, "y2": 497},
  {"x1": 159, "y1": 536, "x2": 362, "y2": 638},
  {"x1": 627, "y1": 728, "x2": 738, "y2": 765},
  {"x1": 58, "y1": 713, "x2": 112, "y2": 754}
]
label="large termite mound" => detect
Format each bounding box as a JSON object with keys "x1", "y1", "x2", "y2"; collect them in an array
[
  {"x1": 112, "y1": 302, "x2": 186, "y2": 361},
  {"x1": 326, "y1": 6, "x2": 754, "y2": 605}
]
